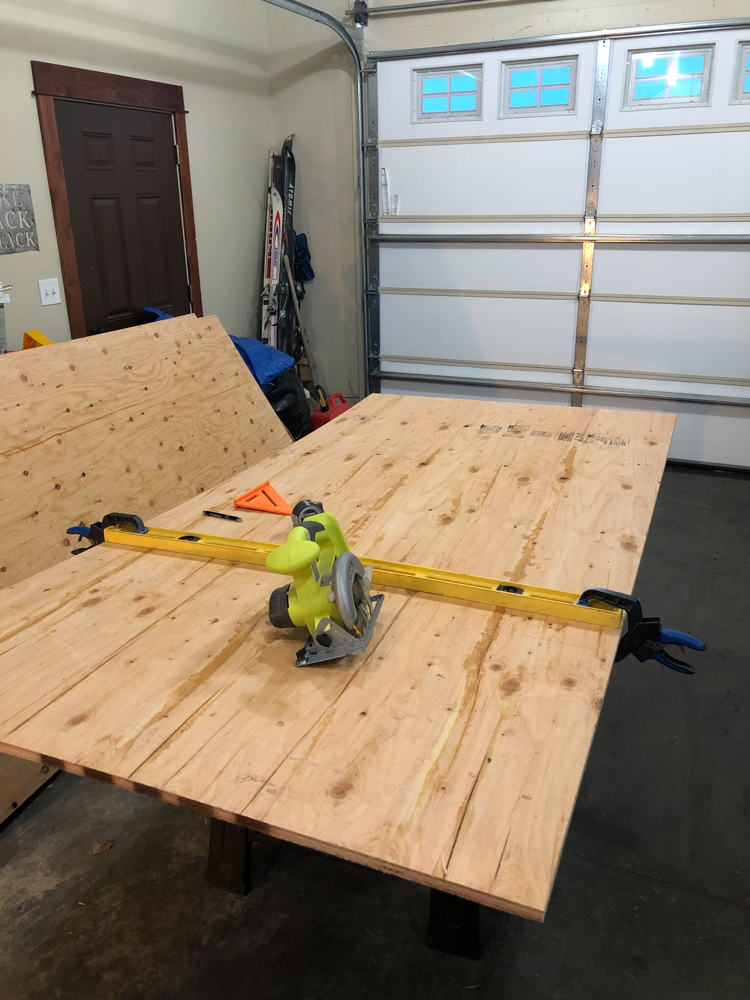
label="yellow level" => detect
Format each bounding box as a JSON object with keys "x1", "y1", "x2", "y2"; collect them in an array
[{"x1": 102, "y1": 523, "x2": 622, "y2": 630}]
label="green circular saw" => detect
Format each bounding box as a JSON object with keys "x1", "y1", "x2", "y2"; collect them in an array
[{"x1": 266, "y1": 501, "x2": 384, "y2": 666}]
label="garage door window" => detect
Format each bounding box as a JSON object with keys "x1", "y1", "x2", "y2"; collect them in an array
[
  {"x1": 731, "y1": 42, "x2": 750, "y2": 104},
  {"x1": 499, "y1": 58, "x2": 578, "y2": 117},
  {"x1": 413, "y1": 66, "x2": 482, "y2": 122},
  {"x1": 623, "y1": 46, "x2": 714, "y2": 110}
]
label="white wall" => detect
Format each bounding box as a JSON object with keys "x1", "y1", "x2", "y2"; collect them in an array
[
  {"x1": 0, "y1": 0, "x2": 272, "y2": 350},
  {"x1": 364, "y1": 0, "x2": 750, "y2": 54},
  {"x1": 265, "y1": 2, "x2": 365, "y2": 400}
]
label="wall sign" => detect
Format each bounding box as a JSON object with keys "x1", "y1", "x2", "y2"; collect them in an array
[{"x1": 0, "y1": 184, "x2": 39, "y2": 254}]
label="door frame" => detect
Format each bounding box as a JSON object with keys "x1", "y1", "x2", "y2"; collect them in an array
[{"x1": 32, "y1": 61, "x2": 203, "y2": 338}]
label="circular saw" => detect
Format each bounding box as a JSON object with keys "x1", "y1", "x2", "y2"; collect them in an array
[{"x1": 266, "y1": 501, "x2": 384, "y2": 666}]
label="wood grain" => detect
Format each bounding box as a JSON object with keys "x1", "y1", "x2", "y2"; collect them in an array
[
  {"x1": 31, "y1": 62, "x2": 185, "y2": 113},
  {"x1": 0, "y1": 395, "x2": 674, "y2": 919},
  {"x1": 0, "y1": 314, "x2": 289, "y2": 586},
  {"x1": 0, "y1": 755, "x2": 55, "y2": 825},
  {"x1": 174, "y1": 112, "x2": 203, "y2": 318},
  {"x1": 35, "y1": 94, "x2": 87, "y2": 339}
]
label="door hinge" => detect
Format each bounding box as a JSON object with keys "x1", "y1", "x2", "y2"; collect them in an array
[{"x1": 174, "y1": 144, "x2": 181, "y2": 166}]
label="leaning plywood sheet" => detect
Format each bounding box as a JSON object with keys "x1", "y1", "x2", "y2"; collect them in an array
[
  {"x1": 0, "y1": 396, "x2": 674, "y2": 920},
  {"x1": 0, "y1": 315, "x2": 289, "y2": 587}
]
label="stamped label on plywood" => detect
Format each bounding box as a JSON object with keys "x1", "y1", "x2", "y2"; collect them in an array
[{"x1": 478, "y1": 423, "x2": 630, "y2": 446}]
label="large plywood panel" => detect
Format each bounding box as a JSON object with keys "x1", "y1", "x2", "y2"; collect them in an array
[
  {"x1": 0, "y1": 394, "x2": 674, "y2": 920},
  {"x1": 0, "y1": 315, "x2": 289, "y2": 588}
]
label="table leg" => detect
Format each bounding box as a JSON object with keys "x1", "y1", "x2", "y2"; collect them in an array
[
  {"x1": 204, "y1": 818, "x2": 252, "y2": 895},
  {"x1": 427, "y1": 888, "x2": 481, "y2": 960}
]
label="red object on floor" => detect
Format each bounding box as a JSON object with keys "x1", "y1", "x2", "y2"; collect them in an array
[{"x1": 312, "y1": 392, "x2": 350, "y2": 429}]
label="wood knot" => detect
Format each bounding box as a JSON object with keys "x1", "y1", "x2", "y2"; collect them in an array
[
  {"x1": 344, "y1": 453, "x2": 356, "y2": 461},
  {"x1": 517, "y1": 476, "x2": 530, "y2": 484},
  {"x1": 501, "y1": 678, "x2": 520, "y2": 693},
  {"x1": 620, "y1": 534, "x2": 638, "y2": 552},
  {"x1": 330, "y1": 782, "x2": 353, "y2": 800},
  {"x1": 68, "y1": 714, "x2": 88, "y2": 727},
  {"x1": 469, "y1": 466, "x2": 480, "y2": 473},
  {"x1": 592, "y1": 696, "x2": 603, "y2": 710},
  {"x1": 562, "y1": 676, "x2": 578, "y2": 689},
  {"x1": 489, "y1": 663, "x2": 504, "y2": 672},
  {"x1": 137, "y1": 606, "x2": 156, "y2": 617},
  {"x1": 82, "y1": 598, "x2": 101, "y2": 607},
  {"x1": 438, "y1": 514, "x2": 455, "y2": 525},
  {"x1": 620, "y1": 482, "x2": 633, "y2": 490},
  {"x1": 439, "y1": 424, "x2": 449, "y2": 430}
]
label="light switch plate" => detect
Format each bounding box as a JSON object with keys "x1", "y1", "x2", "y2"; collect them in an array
[{"x1": 39, "y1": 278, "x2": 61, "y2": 306}]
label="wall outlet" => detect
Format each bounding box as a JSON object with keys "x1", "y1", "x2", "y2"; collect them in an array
[{"x1": 39, "y1": 278, "x2": 61, "y2": 306}]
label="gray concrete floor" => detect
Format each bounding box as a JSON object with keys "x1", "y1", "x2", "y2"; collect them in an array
[{"x1": 0, "y1": 465, "x2": 748, "y2": 1000}]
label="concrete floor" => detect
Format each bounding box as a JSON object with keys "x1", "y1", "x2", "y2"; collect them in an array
[{"x1": 0, "y1": 464, "x2": 748, "y2": 1000}]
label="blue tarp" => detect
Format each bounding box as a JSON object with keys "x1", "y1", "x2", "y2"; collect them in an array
[{"x1": 230, "y1": 336, "x2": 295, "y2": 388}]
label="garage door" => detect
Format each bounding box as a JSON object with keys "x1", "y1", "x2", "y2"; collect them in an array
[{"x1": 371, "y1": 23, "x2": 750, "y2": 467}]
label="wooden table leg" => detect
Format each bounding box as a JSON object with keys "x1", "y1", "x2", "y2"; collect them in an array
[
  {"x1": 204, "y1": 818, "x2": 252, "y2": 895},
  {"x1": 427, "y1": 888, "x2": 481, "y2": 959}
]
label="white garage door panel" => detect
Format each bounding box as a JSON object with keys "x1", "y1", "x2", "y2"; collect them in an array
[
  {"x1": 380, "y1": 294, "x2": 577, "y2": 368},
  {"x1": 606, "y1": 30, "x2": 750, "y2": 133},
  {"x1": 583, "y1": 395, "x2": 750, "y2": 467},
  {"x1": 587, "y1": 301, "x2": 750, "y2": 379},
  {"x1": 376, "y1": 28, "x2": 750, "y2": 467},
  {"x1": 380, "y1": 379, "x2": 566, "y2": 408},
  {"x1": 380, "y1": 246, "x2": 581, "y2": 293},
  {"x1": 379, "y1": 141, "x2": 589, "y2": 217},
  {"x1": 377, "y1": 43, "x2": 597, "y2": 142},
  {"x1": 379, "y1": 360, "x2": 572, "y2": 385},
  {"x1": 379, "y1": 221, "x2": 585, "y2": 235},
  {"x1": 592, "y1": 247, "x2": 750, "y2": 298},
  {"x1": 585, "y1": 375, "x2": 749, "y2": 398},
  {"x1": 598, "y1": 133, "x2": 750, "y2": 216}
]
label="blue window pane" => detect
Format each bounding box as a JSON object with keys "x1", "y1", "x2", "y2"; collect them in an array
[
  {"x1": 669, "y1": 77, "x2": 702, "y2": 98},
  {"x1": 634, "y1": 79, "x2": 667, "y2": 100},
  {"x1": 451, "y1": 74, "x2": 476, "y2": 92},
  {"x1": 540, "y1": 87, "x2": 569, "y2": 106},
  {"x1": 541, "y1": 65, "x2": 570, "y2": 86},
  {"x1": 746, "y1": 50, "x2": 750, "y2": 69},
  {"x1": 745, "y1": 72, "x2": 750, "y2": 93},
  {"x1": 510, "y1": 69, "x2": 538, "y2": 88},
  {"x1": 450, "y1": 94, "x2": 476, "y2": 112},
  {"x1": 422, "y1": 95, "x2": 448, "y2": 113},
  {"x1": 422, "y1": 76, "x2": 448, "y2": 95},
  {"x1": 509, "y1": 90, "x2": 538, "y2": 108},
  {"x1": 676, "y1": 54, "x2": 704, "y2": 75},
  {"x1": 636, "y1": 56, "x2": 669, "y2": 78}
]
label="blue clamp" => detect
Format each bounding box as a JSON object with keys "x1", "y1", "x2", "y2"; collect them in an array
[
  {"x1": 65, "y1": 513, "x2": 148, "y2": 555},
  {"x1": 578, "y1": 588, "x2": 705, "y2": 675}
]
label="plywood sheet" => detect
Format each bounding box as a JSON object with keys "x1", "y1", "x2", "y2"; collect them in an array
[
  {"x1": 0, "y1": 315, "x2": 289, "y2": 587},
  {"x1": 0, "y1": 395, "x2": 674, "y2": 919}
]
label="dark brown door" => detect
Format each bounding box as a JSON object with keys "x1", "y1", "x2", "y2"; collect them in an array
[{"x1": 54, "y1": 100, "x2": 191, "y2": 334}]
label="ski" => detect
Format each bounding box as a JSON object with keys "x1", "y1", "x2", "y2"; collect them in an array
[
  {"x1": 261, "y1": 149, "x2": 276, "y2": 344},
  {"x1": 276, "y1": 135, "x2": 296, "y2": 356}
]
